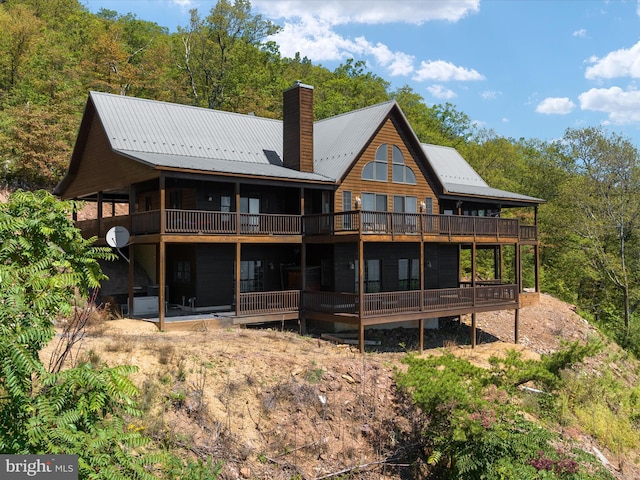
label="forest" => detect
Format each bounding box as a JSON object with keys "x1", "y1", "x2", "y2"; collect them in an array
[{"x1": 1, "y1": 1, "x2": 640, "y2": 478}]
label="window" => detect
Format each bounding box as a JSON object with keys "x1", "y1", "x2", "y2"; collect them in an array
[
  {"x1": 424, "y1": 197, "x2": 433, "y2": 215},
  {"x1": 362, "y1": 144, "x2": 388, "y2": 181},
  {"x1": 392, "y1": 145, "x2": 417, "y2": 184},
  {"x1": 145, "y1": 196, "x2": 152, "y2": 211},
  {"x1": 221, "y1": 195, "x2": 231, "y2": 212},
  {"x1": 342, "y1": 191, "x2": 353, "y2": 229},
  {"x1": 174, "y1": 260, "x2": 191, "y2": 283},
  {"x1": 399, "y1": 258, "x2": 419, "y2": 290},
  {"x1": 169, "y1": 190, "x2": 182, "y2": 209},
  {"x1": 394, "y1": 196, "x2": 417, "y2": 232},
  {"x1": 240, "y1": 260, "x2": 263, "y2": 292},
  {"x1": 364, "y1": 259, "x2": 381, "y2": 293},
  {"x1": 362, "y1": 193, "x2": 387, "y2": 211}
]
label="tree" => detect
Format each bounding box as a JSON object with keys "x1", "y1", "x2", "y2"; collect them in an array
[
  {"x1": 560, "y1": 127, "x2": 640, "y2": 343},
  {"x1": 0, "y1": 190, "x2": 221, "y2": 478}
]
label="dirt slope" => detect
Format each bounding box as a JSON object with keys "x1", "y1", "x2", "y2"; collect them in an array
[{"x1": 43, "y1": 293, "x2": 635, "y2": 479}]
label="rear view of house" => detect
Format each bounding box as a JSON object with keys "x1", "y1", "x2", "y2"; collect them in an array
[{"x1": 55, "y1": 83, "x2": 544, "y2": 352}]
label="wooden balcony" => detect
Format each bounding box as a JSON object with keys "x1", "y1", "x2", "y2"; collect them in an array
[
  {"x1": 304, "y1": 211, "x2": 536, "y2": 240},
  {"x1": 303, "y1": 284, "x2": 519, "y2": 320},
  {"x1": 238, "y1": 290, "x2": 300, "y2": 315},
  {"x1": 75, "y1": 210, "x2": 536, "y2": 241}
]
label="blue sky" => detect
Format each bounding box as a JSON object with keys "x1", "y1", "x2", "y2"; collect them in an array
[{"x1": 84, "y1": 0, "x2": 640, "y2": 146}]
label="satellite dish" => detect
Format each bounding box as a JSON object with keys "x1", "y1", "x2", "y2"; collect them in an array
[{"x1": 106, "y1": 226, "x2": 130, "y2": 248}]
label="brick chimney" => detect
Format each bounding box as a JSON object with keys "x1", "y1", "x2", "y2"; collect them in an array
[{"x1": 283, "y1": 82, "x2": 314, "y2": 172}]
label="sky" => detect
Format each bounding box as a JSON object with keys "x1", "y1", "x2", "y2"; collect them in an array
[{"x1": 84, "y1": 0, "x2": 640, "y2": 146}]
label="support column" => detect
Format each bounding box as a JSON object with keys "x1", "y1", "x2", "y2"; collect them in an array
[
  {"x1": 418, "y1": 319, "x2": 424, "y2": 353},
  {"x1": 300, "y1": 241, "x2": 307, "y2": 335},
  {"x1": 358, "y1": 238, "x2": 364, "y2": 354},
  {"x1": 514, "y1": 309, "x2": 520, "y2": 344},
  {"x1": 128, "y1": 245, "x2": 135, "y2": 318},
  {"x1": 235, "y1": 242, "x2": 241, "y2": 316},
  {"x1": 419, "y1": 241, "x2": 425, "y2": 353},
  {"x1": 471, "y1": 312, "x2": 477, "y2": 349},
  {"x1": 158, "y1": 241, "x2": 166, "y2": 331},
  {"x1": 97, "y1": 191, "x2": 103, "y2": 237},
  {"x1": 159, "y1": 175, "x2": 166, "y2": 234}
]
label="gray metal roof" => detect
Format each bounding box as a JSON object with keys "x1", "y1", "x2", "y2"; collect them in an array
[
  {"x1": 421, "y1": 144, "x2": 544, "y2": 204},
  {"x1": 90, "y1": 91, "x2": 333, "y2": 183}
]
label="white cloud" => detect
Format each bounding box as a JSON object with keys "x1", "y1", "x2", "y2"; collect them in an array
[
  {"x1": 579, "y1": 86, "x2": 640, "y2": 124},
  {"x1": 536, "y1": 97, "x2": 576, "y2": 114},
  {"x1": 413, "y1": 60, "x2": 484, "y2": 82},
  {"x1": 426, "y1": 84, "x2": 456, "y2": 99},
  {"x1": 502, "y1": 118, "x2": 510, "y2": 123},
  {"x1": 481, "y1": 90, "x2": 499, "y2": 100},
  {"x1": 171, "y1": 0, "x2": 192, "y2": 6},
  {"x1": 572, "y1": 28, "x2": 587, "y2": 37},
  {"x1": 253, "y1": 0, "x2": 479, "y2": 25},
  {"x1": 585, "y1": 40, "x2": 640, "y2": 79}
]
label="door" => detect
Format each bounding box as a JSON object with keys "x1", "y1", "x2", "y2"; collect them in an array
[{"x1": 240, "y1": 197, "x2": 260, "y2": 233}]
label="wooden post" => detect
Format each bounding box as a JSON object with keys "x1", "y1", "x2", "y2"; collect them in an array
[
  {"x1": 158, "y1": 241, "x2": 166, "y2": 331},
  {"x1": 358, "y1": 239, "x2": 364, "y2": 353},
  {"x1": 159, "y1": 175, "x2": 166, "y2": 234},
  {"x1": 235, "y1": 242, "x2": 241, "y2": 316},
  {"x1": 300, "y1": 241, "x2": 307, "y2": 335},
  {"x1": 235, "y1": 182, "x2": 241, "y2": 235},
  {"x1": 128, "y1": 244, "x2": 135, "y2": 318},
  {"x1": 471, "y1": 312, "x2": 477, "y2": 348},
  {"x1": 97, "y1": 191, "x2": 103, "y2": 237},
  {"x1": 514, "y1": 308, "x2": 520, "y2": 344},
  {"x1": 419, "y1": 318, "x2": 424, "y2": 353}
]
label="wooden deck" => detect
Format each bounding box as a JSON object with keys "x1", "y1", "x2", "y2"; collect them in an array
[{"x1": 76, "y1": 210, "x2": 537, "y2": 241}]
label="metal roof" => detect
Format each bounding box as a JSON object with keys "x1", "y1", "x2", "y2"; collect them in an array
[
  {"x1": 90, "y1": 91, "x2": 333, "y2": 183},
  {"x1": 421, "y1": 143, "x2": 544, "y2": 204}
]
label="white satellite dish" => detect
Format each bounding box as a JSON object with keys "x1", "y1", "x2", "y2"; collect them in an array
[
  {"x1": 106, "y1": 226, "x2": 130, "y2": 248},
  {"x1": 105, "y1": 226, "x2": 130, "y2": 263}
]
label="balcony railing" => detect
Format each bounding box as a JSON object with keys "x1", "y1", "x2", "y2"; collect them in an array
[
  {"x1": 77, "y1": 209, "x2": 536, "y2": 241},
  {"x1": 305, "y1": 211, "x2": 528, "y2": 239},
  {"x1": 239, "y1": 290, "x2": 300, "y2": 315},
  {"x1": 303, "y1": 284, "x2": 518, "y2": 317}
]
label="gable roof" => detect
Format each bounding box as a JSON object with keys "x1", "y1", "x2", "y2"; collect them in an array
[
  {"x1": 85, "y1": 91, "x2": 333, "y2": 183},
  {"x1": 58, "y1": 91, "x2": 544, "y2": 206},
  {"x1": 421, "y1": 144, "x2": 544, "y2": 205}
]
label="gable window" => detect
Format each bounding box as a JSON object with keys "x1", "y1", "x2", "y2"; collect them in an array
[
  {"x1": 399, "y1": 258, "x2": 419, "y2": 290},
  {"x1": 423, "y1": 197, "x2": 433, "y2": 215},
  {"x1": 392, "y1": 145, "x2": 417, "y2": 184},
  {"x1": 342, "y1": 191, "x2": 353, "y2": 229},
  {"x1": 361, "y1": 144, "x2": 388, "y2": 181}
]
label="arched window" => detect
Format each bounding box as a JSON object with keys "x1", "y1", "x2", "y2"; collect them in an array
[
  {"x1": 391, "y1": 145, "x2": 417, "y2": 184},
  {"x1": 362, "y1": 144, "x2": 388, "y2": 181}
]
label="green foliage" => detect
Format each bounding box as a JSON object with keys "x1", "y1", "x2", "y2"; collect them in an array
[
  {"x1": 0, "y1": 190, "x2": 221, "y2": 479},
  {"x1": 396, "y1": 346, "x2": 613, "y2": 479}
]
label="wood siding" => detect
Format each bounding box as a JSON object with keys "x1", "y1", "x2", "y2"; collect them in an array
[
  {"x1": 63, "y1": 115, "x2": 158, "y2": 199},
  {"x1": 335, "y1": 118, "x2": 438, "y2": 213}
]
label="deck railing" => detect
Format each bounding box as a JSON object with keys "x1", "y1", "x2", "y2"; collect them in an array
[
  {"x1": 77, "y1": 209, "x2": 536, "y2": 241},
  {"x1": 303, "y1": 284, "x2": 518, "y2": 317},
  {"x1": 305, "y1": 211, "x2": 526, "y2": 239},
  {"x1": 238, "y1": 290, "x2": 300, "y2": 315}
]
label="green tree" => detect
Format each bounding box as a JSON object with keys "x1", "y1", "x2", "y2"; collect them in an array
[
  {"x1": 0, "y1": 190, "x2": 221, "y2": 479},
  {"x1": 176, "y1": 0, "x2": 280, "y2": 109},
  {"x1": 560, "y1": 127, "x2": 640, "y2": 344}
]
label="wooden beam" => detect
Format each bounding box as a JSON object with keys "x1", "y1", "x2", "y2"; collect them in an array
[
  {"x1": 159, "y1": 175, "x2": 166, "y2": 234},
  {"x1": 158, "y1": 240, "x2": 166, "y2": 331},
  {"x1": 471, "y1": 312, "x2": 477, "y2": 349},
  {"x1": 419, "y1": 318, "x2": 424, "y2": 353},
  {"x1": 358, "y1": 322, "x2": 365, "y2": 354},
  {"x1": 358, "y1": 238, "x2": 364, "y2": 353},
  {"x1": 128, "y1": 244, "x2": 134, "y2": 318},
  {"x1": 235, "y1": 242, "x2": 241, "y2": 316},
  {"x1": 514, "y1": 308, "x2": 520, "y2": 344}
]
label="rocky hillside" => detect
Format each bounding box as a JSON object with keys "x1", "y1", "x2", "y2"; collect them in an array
[{"x1": 42, "y1": 294, "x2": 638, "y2": 479}]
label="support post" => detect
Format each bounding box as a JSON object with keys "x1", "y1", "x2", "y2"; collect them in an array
[
  {"x1": 158, "y1": 241, "x2": 166, "y2": 331},
  {"x1": 235, "y1": 242, "x2": 241, "y2": 316},
  {"x1": 471, "y1": 312, "x2": 477, "y2": 349},
  {"x1": 358, "y1": 322, "x2": 365, "y2": 355},
  {"x1": 358, "y1": 238, "x2": 364, "y2": 353},
  {"x1": 159, "y1": 175, "x2": 166, "y2": 234},
  {"x1": 128, "y1": 245, "x2": 135, "y2": 318},
  {"x1": 514, "y1": 309, "x2": 520, "y2": 344},
  {"x1": 418, "y1": 318, "x2": 424, "y2": 353}
]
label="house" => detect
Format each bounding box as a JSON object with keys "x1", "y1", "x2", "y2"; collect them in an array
[{"x1": 55, "y1": 83, "x2": 544, "y2": 352}]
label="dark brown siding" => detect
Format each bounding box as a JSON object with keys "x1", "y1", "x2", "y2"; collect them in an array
[
  {"x1": 336, "y1": 118, "x2": 438, "y2": 213},
  {"x1": 424, "y1": 244, "x2": 459, "y2": 289},
  {"x1": 63, "y1": 115, "x2": 159, "y2": 199},
  {"x1": 194, "y1": 244, "x2": 235, "y2": 307}
]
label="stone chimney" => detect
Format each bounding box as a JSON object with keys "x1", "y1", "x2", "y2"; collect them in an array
[{"x1": 283, "y1": 82, "x2": 314, "y2": 172}]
